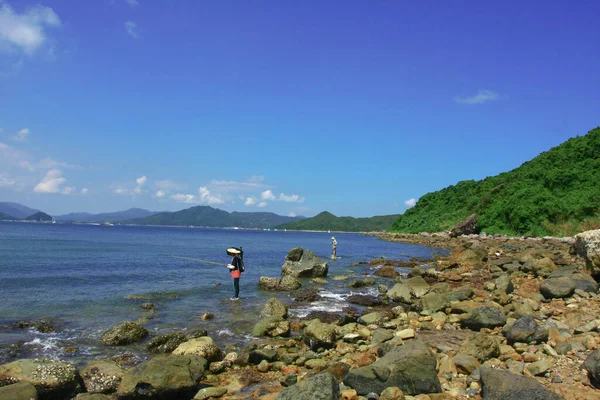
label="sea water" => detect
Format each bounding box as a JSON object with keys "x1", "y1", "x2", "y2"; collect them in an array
[{"x1": 0, "y1": 221, "x2": 445, "y2": 365}]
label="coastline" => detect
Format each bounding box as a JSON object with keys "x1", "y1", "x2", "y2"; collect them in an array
[{"x1": 1, "y1": 229, "x2": 600, "y2": 399}]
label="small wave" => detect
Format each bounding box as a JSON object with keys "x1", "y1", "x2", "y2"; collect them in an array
[
  {"x1": 317, "y1": 291, "x2": 348, "y2": 301},
  {"x1": 217, "y1": 329, "x2": 234, "y2": 337}
]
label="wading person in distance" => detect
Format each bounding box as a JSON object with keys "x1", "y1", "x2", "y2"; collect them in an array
[
  {"x1": 226, "y1": 247, "x2": 244, "y2": 300},
  {"x1": 331, "y1": 236, "x2": 337, "y2": 258}
]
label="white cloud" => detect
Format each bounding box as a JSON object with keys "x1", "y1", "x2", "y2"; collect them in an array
[
  {"x1": 36, "y1": 157, "x2": 75, "y2": 169},
  {"x1": 81, "y1": 188, "x2": 88, "y2": 194},
  {"x1": 114, "y1": 188, "x2": 128, "y2": 195},
  {"x1": 134, "y1": 175, "x2": 147, "y2": 193},
  {"x1": 257, "y1": 202, "x2": 268, "y2": 208},
  {"x1": 13, "y1": 127, "x2": 29, "y2": 142},
  {"x1": 171, "y1": 193, "x2": 197, "y2": 204},
  {"x1": 288, "y1": 212, "x2": 296, "y2": 217},
  {"x1": 244, "y1": 197, "x2": 257, "y2": 206},
  {"x1": 261, "y1": 190, "x2": 276, "y2": 201},
  {"x1": 126, "y1": 0, "x2": 139, "y2": 6},
  {"x1": 34, "y1": 169, "x2": 65, "y2": 193},
  {"x1": 404, "y1": 198, "x2": 417, "y2": 208},
  {"x1": 0, "y1": 173, "x2": 16, "y2": 187},
  {"x1": 125, "y1": 21, "x2": 139, "y2": 39},
  {"x1": 0, "y1": 2, "x2": 61, "y2": 54},
  {"x1": 454, "y1": 90, "x2": 499, "y2": 105},
  {"x1": 199, "y1": 186, "x2": 224, "y2": 205},
  {"x1": 62, "y1": 186, "x2": 75, "y2": 194},
  {"x1": 155, "y1": 190, "x2": 166, "y2": 198},
  {"x1": 211, "y1": 176, "x2": 270, "y2": 192},
  {"x1": 279, "y1": 193, "x2": 304, "y2": 203}
]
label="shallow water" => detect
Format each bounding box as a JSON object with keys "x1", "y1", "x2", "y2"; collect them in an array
[{"x1": 0, "y1": 221, "x2": 445, "y2": 364}]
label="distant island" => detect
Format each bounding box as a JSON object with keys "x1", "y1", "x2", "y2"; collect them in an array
[
  {"x1": 55, "y1": 208, "x2": 156, "y2": 223},
  {"x1": 277, "y1": 211, "x2": 401, "y2": 232},
  {"x1": 390, "y1": 126, "x2": 600, "y2": 236},
  {"x1": 126, "y1": 206, "x2": 305, "y2": 229}
]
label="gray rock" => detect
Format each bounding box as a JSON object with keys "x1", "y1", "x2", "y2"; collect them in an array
[
  {"x1": 260, "y1": 298, "x2": 288, "y2": 321},
  {"x1": 147, "y1": 332, "x2": 187, "y2": 354},
  {"x1": 459, "y1": 333, "x2": 501, "y2": 363},
  {"x1": 505, "y1": 316, "x2": 548, "y2": 344},
  {"x1": 343, "y1": 340, "x2": 441, "y2": 396},
  {"x1": 0, "y1": 358, "x2": 79, "y2": 399},
  {"x1": 574, "y1": 229, "x2": 600, "y2": 276},
  {"x1": 522, "y1": 257, "x2": 557, "y2": 278},
  {"x1": 359, "y1": 311, "x2": 390, "y2": 326},
  {"x1": 583, "y1": 349, "x2": 600, "y2": 388},
  {"x1": 117, "y1": 354, "x2": 207, "y2": 399},
  {"x1": 0, "y1": 381, "x2": 38, "y2": 400},
  {"x1": 479, "y1": 366, "x2": 563, "y2": 399},
  {"x1": 249, "y1": 349, "x2": 277, "y2": 364},
  {"x1": 303, "y1": 320, "x2": 338, "y2": 351},
  {"x1": 446, "y1": 285, "x2": 475, "y2": 302},
  {"x1": 80, "y1": 359, "x2": 125, "y2": 393},
  {"x1": 460, "y1": 306, "x2": 506, "y2": 331},
  {"x1": 172, "y1": 337, "x2": 222, "y2": 362},
  {"x1": 387, "y1": 283, "x2": 413, "y2": 303},
  {"x1": 417, "y1": 292, "x2": 448, "y2": 313},
  {"x1": 259, "y1": 276, "x2": 302, "y2": 291},
  {"x1": 453, "y1": 354, "x2": 480, "y2": 374},
  {"x1": 275, "y1": 373, "x2": 340, "y2": 400},
  {"x1": 450, "y1": 214, "x2": 478, "y2": 238},
  {"x1": 540, "y1": 277, "x2": 576, "y2": 299},
  {"x1": 193, "y1": 386, "x2": 228, "y2": 400},
  {"x1": 282, "y1": 248, "x2": 328, "y2": 278},
  {"x1": 100, "y1": 321, "x2": 148, "y2": 346},
  {"x1": 347, "y1": 294, "x2": 382, "y2": 307},
  {"x1": 494, "y1": 274, "x2": 514, "y2": 294}
]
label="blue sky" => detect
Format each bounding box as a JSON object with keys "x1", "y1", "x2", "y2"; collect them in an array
[{"x1": 0, "y1": 0, "x2": 598, "y2": 217}]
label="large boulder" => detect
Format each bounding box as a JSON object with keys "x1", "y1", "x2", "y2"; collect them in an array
[
  {"x1": 480, "y1": 366, "x2": 563, "y2": 400},
  {"x1": 80, "y1": 359, "x2": 126, "y2": 394},
  {"x1": 387, "y1": 283, "x2": 413, "y2": 303},
  {"x1": 0, "y1": 358, "x2": 80, "y2": 399},
  {"x1": 575, "y1": 229, "x2": 600, "y2": 276},
  {"x1": 259, "y1": 276, "x2": 302, "y2": 291},
  {"x1": 0, "y1": 381, "x2": 38, "y2": 399},
  {"x1": 540, "y1": 277, "x2": 576, "y2": 299},
  {"x1": 548, "y1": 266, "x2": 599, "y2": 293},
  {"x1": 282, "y1": 248, "x2": 329, "y2": 278},
  {"x1": 373, "y1": 265, "x2": 399, "y2": 278},
  {"x1": 252, "y1": 298, "x2": 290, "y2": 337},
  {"x1": 460, "y1": 306, "x2": 506, "y2": 331},
  {"x1": 275, "y1": 373, "x2": 340, "y2": 400},
  {"x1": 101, "y1": 321, "x2": 148, "y2": 346},
  {"x1": 172, "y1": 337, "x2": 222, "y2": 362},
  {"x1": 417, "y1": 292, "x2": 448, "y2": 313},
  {"x1": 117, "y1": 354, "x2": 207, "y2": 399},
  {"x1": 583, "y1": 349, "x2": 600, "y2": 388},
  {"x1": 147, "y1": 332, "x2": 187, "y2": 354},
  {"x1": 303, "y1": 320, "x2": 338, "y2": 351},
  {"x1": 505, "y1": 316, "x2": 548, "y2": 344},
  {"x1": 343, "y1": 340, "x2": 441, "y2": 396},
  {"x1": 450, "y1": 214, "x2": 478, "y2": 238}
]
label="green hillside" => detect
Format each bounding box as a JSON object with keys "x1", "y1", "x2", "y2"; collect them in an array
[
  {"x1": 25, "y1": 212, "x2": 53, "y2": 222},
  {"x1": 391, "y1": 127, "x2": 600, "y2": 236},
  {"x1": 128, "y1": 206, "x2": 303, "y2": 228},
  {"x1": 277, "y1": 211, "x2": 401, "y2": 232},
  {"x1": 0, "y1": 212, "x2": 17, "y2": 220}
]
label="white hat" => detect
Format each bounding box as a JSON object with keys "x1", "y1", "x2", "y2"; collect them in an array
[
  {"x1": 331, "y1": 236, "x2": 335, "y2": 239},
  {"x1": 226, "y1": 247, "x2": 242, "y2": 255}
]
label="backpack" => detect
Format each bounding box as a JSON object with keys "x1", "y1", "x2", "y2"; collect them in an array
[{"x1": 239, "y1": 259, "x2": 245, "y2": 273}]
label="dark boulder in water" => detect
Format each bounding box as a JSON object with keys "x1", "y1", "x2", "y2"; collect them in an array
[{"x1": 101, "y1": 321, "x2": 148, "y2": 346}]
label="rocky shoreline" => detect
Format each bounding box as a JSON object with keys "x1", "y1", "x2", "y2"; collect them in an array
[{"x1": 2, "y1": 230, "x2": 600, "y2": 399}]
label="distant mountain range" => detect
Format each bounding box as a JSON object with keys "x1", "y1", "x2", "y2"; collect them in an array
[
  {"x1": 127, "y1": 206, "x2": 305, "y2": 228},
  {"x1": 0, "y1": 202, "x2": 41, "y2": 219},
  {"x1": 277, "y1": 211, "x2": 401, "y2": 232},
  {"x1": 55, "y1": 208, "x2": 156, "y2": 222}
]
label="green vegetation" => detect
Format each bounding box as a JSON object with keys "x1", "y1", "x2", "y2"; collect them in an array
[
  {"x1": 390, "y1": 127, "x2": 600, "y2": 236},
  {"x1": 128, "y1": 206, "x2": 303, "y2": 228},
  {"x1": 25, "y1": 212, "x2": 53, "y2": 222},
  {"x1": 277, "y1": 211, "x2": 401, "y2": 232}
]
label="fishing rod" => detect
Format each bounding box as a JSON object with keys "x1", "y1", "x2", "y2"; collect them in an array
[{"x1": 170, "y1": 256, "x2": 228, "y2": 266}]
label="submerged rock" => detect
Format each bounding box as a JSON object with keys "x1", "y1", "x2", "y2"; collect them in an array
[
  {"x1": 101, "y1": 321, "x2": 148, "y2": 346},
  {"x1": 147, "y1": 332, "x2": 187, "y2": 354}
]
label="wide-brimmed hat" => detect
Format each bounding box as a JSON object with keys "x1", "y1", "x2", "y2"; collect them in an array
[
  {"x1": 331, "y1": 236, "x2": 335, "y2": 239},
  {"x1": 227, "y1": 247, "x2": 242, "y2": 256}
]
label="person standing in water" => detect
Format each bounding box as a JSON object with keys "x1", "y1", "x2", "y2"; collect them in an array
[
  {"x1": 331, "y1": 236, "x2": 337, "y2": 258},
  {"x1": 226, "y1": 247, "x2": 244, "y2": 300}
]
